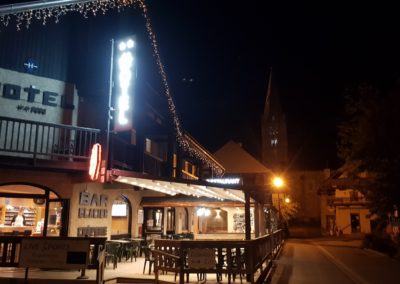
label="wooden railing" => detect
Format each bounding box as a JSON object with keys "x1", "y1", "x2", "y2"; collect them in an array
[
  {"x1": 0, "y1": 116, "x2": 100, "y2": 164},
  {"x1": 153, "y1": 230, "x2": 284, "y2": 284}
]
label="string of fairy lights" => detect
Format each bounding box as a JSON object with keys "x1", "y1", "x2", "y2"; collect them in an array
[{"x1": 0, "y1": 0, "x2": 224, "y2": 176}]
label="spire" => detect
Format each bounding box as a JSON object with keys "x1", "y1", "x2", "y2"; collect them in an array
[
  {"x1": 263, "y1": 67, "x2": 273, "y2": 117},
  {"x1": 261, "y1": 68, "x2": 288, "y2": 171}
]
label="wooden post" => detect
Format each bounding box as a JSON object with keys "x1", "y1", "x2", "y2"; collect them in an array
[
  {"x1": 254, "y1": 202, "x2": 260, "y2": 238},
  {"x1": 244, "y1": 191, "x2": 251, "y2": 241}
]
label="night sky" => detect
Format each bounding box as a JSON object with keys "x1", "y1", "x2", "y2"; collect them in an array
[
  {"x1": 145, "y1": 1, "x2": 400, "y2": 170},
  {"x1": 2, "y1": 1, "x2": 400, "y2": 170}
]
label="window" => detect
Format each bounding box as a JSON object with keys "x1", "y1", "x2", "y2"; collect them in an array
[
  {"x1": 198, "y1": 208, "x2": 227, "y2": 233},
  {"x1": 145, "y1": 138, "x2": 167, "y2": 161},
  {"x1": 182, "y1": 160, "x2": 198, "y2": 180},
  {"x1": 270, "y1": 138, "x2": 278, "y2": 146},
  {"x1": 173, "y1": 154, "x2": 177, "y2": 178}
]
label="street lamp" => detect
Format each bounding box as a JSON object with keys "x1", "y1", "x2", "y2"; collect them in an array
[{"x1": 272, "y1": 176, "x2": 284, "y2": 228}]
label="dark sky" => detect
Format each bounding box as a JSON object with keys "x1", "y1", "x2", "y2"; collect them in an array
[
  {"x1": 145, "y1": 1, "x2": 400, "y2": 170},
  {"x1": 2, "y1": 1, "x2": 400, "y2": 170}
]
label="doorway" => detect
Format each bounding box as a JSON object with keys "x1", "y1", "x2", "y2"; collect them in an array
[{"x1": 350, "y1": 213, "x2": 361, "y2": 233}]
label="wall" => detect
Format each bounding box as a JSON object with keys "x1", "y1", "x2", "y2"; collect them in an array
[
  {"x1": 69, "y1": 182, "x2": 144, "y2": 239},
  {"x1": 336, "y1": 206, "x2": 371, "y2": 234},
  {"x1": 0, "y1": 168, "x2": 78, "y2": 199},
  {"x1": 289, "y1": 170, "x2": 327, "y2": 223},
  {"x1": 0, "y1": 67, "x2": 78, "y2": 125}
]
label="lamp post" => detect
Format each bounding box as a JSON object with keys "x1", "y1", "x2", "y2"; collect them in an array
[{"x1": 272, "y1": 176, "x2": 284, "y2": 229}]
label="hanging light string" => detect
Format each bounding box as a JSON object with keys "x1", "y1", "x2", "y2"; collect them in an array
[
  {"x1": 0, "y1": 0, "x2": 140, "y2": 31},
  {"x1": 137, "y1": 0, "x2": 224, "y2": 176},
  {"x1": 0, "y1": 0, "x2": 224, "y2": 176}
]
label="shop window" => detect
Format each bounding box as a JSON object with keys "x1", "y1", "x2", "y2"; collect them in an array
[
  {"x1": 144, "y1": 208, "x2": 163, "y2": 239},
  {"x1": 197, "y1": 208, "x2": 227, "y2": 234}
]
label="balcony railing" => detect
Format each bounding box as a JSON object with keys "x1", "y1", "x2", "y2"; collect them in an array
[
  {"x1": 0, "y1": 116, "x2": 100, "y2": 169},
  {"x1": 332, "y1": 197, "x2": 368, "y2": 205}
]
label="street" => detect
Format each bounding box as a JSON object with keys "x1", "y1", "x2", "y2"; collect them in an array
[{"x1": 271, "y1": 238, "x2": 400, "y2": 284}]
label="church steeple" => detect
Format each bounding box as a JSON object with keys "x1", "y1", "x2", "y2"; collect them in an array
[{"x1": 261, "y1": 69, "x2": 288, "y2": 171}]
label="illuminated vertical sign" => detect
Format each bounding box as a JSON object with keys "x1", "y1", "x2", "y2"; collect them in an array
[
  {"x1": 114, "y1": 37, "x2": 136, "y2": 131},
  {"x1": 89, "y1": 143, "x2": 102, "y2": 180}
]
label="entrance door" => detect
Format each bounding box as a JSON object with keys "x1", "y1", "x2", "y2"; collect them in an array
[
  {"x1": 350, "y1": 213, "x2": 361, "y2": 233},
  {"x1": 45, "y1": 199, "x2": 69, "y2": 236}
]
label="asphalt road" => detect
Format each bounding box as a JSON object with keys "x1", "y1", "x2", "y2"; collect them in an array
[{"x1": 271, "y1": 238, "x2": 400, "y2": 284}]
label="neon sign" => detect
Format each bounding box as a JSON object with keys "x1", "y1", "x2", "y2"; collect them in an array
[
  {"x1": 114, "y1": 37, "x2": 135, "y2": 131},
  {"x1": 206, "y1": 177, "x2": 241, "y2": 185},
  {"x1": 88, "y1": 143, "x2": 101, "y2": 180}
]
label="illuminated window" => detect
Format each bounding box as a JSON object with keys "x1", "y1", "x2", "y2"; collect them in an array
[
  {"x1": 182, "y1": 160, "x2": 198, "y2": 180},
  {"x1": 173, "y1": 154, "x2": 177, "y2": 178},
  {"x1": 198, "y1": 208, "x2": 227, "y2": 233},
  {"x1": 271, "y1": 138, "x2": 278, "y2": 146}
]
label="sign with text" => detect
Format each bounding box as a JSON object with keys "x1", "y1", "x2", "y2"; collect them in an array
[
  {"x1": 19, "y1": 238, "x2": 90, "y2": 269},
  {"x1": 187, "y1": 248, "x2": 216, "y2": 269}
]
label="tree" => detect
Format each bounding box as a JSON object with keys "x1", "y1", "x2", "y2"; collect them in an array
[{"x1": 338, "y1": 82, "x2": 400, "y2": 216}]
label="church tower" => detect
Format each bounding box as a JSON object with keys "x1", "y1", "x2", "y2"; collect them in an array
[{"x1": 261, "y1": 69, "x2": 288, "y2": 172}]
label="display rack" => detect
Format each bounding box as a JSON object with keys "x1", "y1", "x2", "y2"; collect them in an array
[{"x1": 4, "y1": 208, "x2": 36, "y2": 226}]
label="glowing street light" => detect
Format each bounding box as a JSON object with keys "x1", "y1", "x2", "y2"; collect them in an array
[
  {"x1": 272, "y1": 176, "x2": 285, "y2": 228},
  {"x1": 272, "y1": 176, "x2": 284, "y2": 188}
]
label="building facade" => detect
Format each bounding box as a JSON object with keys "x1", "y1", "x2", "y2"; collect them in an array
[
  {"x1": 0, "y1": 18, "x2": 250, "y2": 241},
  {"x1": 319, "y1": 170, "x2": 372, "y2": 236}
]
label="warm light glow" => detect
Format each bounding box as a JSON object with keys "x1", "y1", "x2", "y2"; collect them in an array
[
  {"x1": 197, "y1": 207, "x2": 211, "y2": 217},
  {"x1": 285, "y1": 197, "x2": 291, "y2": 203},
  {"x1": 272, "y1": 177, "x2": 284, "y2": 188},
  {"x1": 89, "y1": 143, "x2": 102, "y2": 180}
]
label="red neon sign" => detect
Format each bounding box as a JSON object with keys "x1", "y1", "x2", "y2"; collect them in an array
[{"x1": 89, "y1": 143, "x2": 102, "y2": 180}]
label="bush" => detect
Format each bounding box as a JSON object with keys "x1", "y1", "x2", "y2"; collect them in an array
[{"x1": 363, "y1": 233, "x2": 398, "y2": 257}]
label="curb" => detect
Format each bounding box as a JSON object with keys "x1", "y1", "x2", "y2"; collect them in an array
[{"x1": 362, "y1": 248, "x2": 388, "y2": 258}]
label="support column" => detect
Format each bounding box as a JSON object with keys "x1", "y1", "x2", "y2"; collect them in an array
[
  {"x1": 254, "y1": 202, "x2": 260, "y2": 237},
  {"x1": 259, "y1": 204, "x2": 266, "y2": 236},
  {"x1": 245, "y1": 191, "x2": 251, "y2": 240}
]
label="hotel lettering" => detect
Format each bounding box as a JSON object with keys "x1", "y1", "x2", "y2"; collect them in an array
[{"x1": 0, "y1": 82, "x2": 74, "y2": 109}]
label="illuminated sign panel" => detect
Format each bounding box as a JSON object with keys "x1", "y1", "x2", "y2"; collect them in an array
[
  {"x1": 206, "y1": 177, "x2": 241, "y2": 185},
  {"x1": 114, "y1": 37, "x2": 136, "y2": 131},
  {"x1": 88, "y1": 143, "x2": 101, "y2": 180}
]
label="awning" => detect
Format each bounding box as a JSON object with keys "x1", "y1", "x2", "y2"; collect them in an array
[{"x1": 111, "y1": 169, "x2": 245, "y2": 203}]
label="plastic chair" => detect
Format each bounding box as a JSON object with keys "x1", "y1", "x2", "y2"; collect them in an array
[
  {"x1": 125, "y1": 241, "x2": 140, "y2": 262},
  {"x1": 105, "y1": 242, "x2": 120, "y2": 269},
  {"x1": 142, "y1": 246, "x2": 155, "y2": 274}
]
